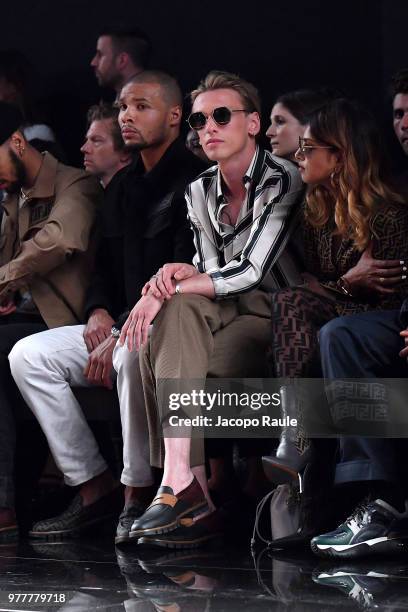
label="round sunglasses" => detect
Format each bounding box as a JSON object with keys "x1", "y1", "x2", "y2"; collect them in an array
[{"x1": 188, "y1": 106, "x2": 251, "y2": 130}]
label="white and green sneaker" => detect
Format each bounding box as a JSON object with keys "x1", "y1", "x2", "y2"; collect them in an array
[
  {"x1": 311, "y1": 499, "x2": 408, "y2": 559},
  {"x1": 313, "y1": 562, "x2": 408, "y2": 609}
]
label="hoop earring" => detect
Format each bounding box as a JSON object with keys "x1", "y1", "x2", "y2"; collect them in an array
[{"x1": 330, "y1": 168, "x2": 339, "y2": 188}]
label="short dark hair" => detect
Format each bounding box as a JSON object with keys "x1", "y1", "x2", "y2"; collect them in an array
[
  {"x1": 86, "y1": 102, "x2": 126, "y2": 151},
  {"x1": 127, "y1": 70, "x2": 182, "y2": 107},
  {"x1": 190, "y1": 70, "x2": 261, "y2": 116},
  {"x1": 99, "y1": 25, "x2": 151, "y2": 70},
  {"x1": 274, "y1": 89, "x2": 334, "y2": 125},
  {"x1": 390, "y1": 69, "x2": 408, "y2": 98}
]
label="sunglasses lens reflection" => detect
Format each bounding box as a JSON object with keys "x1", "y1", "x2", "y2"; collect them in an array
[
  {"x1": 212, "y1": 107, "x2": 232, "y2": 125},
  {"x1": 189, "y1": 112, "x2": 206, "y2": 130},
  {"x1": 188, "y1": 107, "x2": 233, "y2": 130}
]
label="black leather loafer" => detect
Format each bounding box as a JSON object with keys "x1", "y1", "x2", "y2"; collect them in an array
[
  {"x1": 129, "y1": 477, "x2": 208, "y2": 538},
  {"x1": 137, "y1": 510, "x2": 224, "y2": 549}
]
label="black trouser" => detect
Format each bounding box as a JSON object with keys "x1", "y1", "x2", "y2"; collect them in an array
[
  {"x1": 0, "y1": 313, "x2": 47, "y2": 508},
  {"x1": 319, "y1": 310, "x2": 408, "y2": 486}
]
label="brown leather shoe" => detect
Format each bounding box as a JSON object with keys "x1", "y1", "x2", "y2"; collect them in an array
[{"x1": 129, "y1": 477, "x2": 208, "y2": 538}]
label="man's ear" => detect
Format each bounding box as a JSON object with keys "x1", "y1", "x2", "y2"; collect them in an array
[
  {"x1": 248, "y1": 112, "x2": 261, "y2": 138},
  {"x1": 169, "y1": 105, "x2": 182, "y2": 128},
  {"x1": 10, "y1": 130, "x2": 26, "y2": 157},
  {"x1": 115, "y1": 51, "x2": 128, "y2": 71}
]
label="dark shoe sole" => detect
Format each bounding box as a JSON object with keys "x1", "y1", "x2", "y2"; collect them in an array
[
  {"x1": 129, "y1": 501, "x2": 209, "y2": 539},
  {"x1": 311, "y1": 537, "x2": 408, "y2": 559},
  {"x1": 138, "y1": 531, "x2": 223, "y2": 549},
  {"x1": 29, "y1": 513, "x2": 117, "y2": 542}
]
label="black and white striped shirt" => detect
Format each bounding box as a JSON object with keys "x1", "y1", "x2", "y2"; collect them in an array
[{"x1": 185, "y1": 147, "x2": 304, "y2": 298}]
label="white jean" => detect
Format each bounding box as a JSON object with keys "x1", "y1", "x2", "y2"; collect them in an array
[{"x1": 9, "y1": 325, "x2": 153, "y2": 488}]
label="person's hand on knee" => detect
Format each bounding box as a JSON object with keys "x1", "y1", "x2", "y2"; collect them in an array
[
  {"x1": 83, "y1": 308, "x2": 115, "y2": 352},
  {"x1": 119, "y1": 294, "x2": 164, "y2": 351},
  {"x1": 84, "y1": 335, "x2": 117, "y2": 389}
]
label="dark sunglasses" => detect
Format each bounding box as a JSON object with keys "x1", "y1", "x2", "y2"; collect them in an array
[{"x1": 188, "y1": 107, "x2": 251, "y2": 130}]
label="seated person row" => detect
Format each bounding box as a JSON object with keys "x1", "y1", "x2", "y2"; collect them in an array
[
  {"x1": 9, "y1": 71, "x2": 205, "y2": 540},
  {"x1": 134, "y1": 94, "x2": 408, "y2": 549},
  {"x1": 0, "y1": 102, "x2": 102, "y2": 540},
  {"x1": 116, "y1": 70, "x2": 304, "y2": 548},
  {"x1": 311, "y1": 68, "x2": 408, "y2": 560}
]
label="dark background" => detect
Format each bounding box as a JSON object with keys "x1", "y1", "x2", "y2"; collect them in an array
[{"x1": 2, "y1": 0, "x2": 408, "y2": 166}]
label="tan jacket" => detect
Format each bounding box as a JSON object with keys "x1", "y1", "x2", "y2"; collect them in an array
[{"x1": 0, "y1": 152, "x2": 102, "y2": 327}]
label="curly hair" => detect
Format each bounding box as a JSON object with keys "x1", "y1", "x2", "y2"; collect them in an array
[
  {"x1": 305, "y1": 98, "x2": 403, "y2": 251},
  {"x1": 390, "y1": 68, "x2": 408, "y2": 98}
]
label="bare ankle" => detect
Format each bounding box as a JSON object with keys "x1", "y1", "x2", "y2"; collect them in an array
[{"x1": 161, "y1": 473, "x2": 194, "y2": 496}]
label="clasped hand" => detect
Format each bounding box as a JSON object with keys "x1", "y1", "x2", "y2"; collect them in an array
[
  {"x1": 142, "y1": 263, "x2": 198, "y2": 300},
  {"x1": 342, "y1": 242, "x2": 406, "y2": 296},
  {"x1": 400, "y1": 329, "x2": 408, "y2": 363}
]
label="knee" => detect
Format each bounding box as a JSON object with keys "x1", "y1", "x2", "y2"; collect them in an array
[
  {"x1": 163, "y1": 293, "x2": 203, "y2": 315},
  {"x1": 9, "y1": 336, "x2": 39, "y2": 382},
  {"x1": 113, "y1": 342, "x2": 139, "y2": 375},
  {"x1": 319, "y1": 316, "x2": 355, "y2": 354},
  {"x1": 156, "y1": 294, "x2": 208, "y2": 326},
  {"x1": 271, "y1": 288, "x2": 305, "y2": 318}
]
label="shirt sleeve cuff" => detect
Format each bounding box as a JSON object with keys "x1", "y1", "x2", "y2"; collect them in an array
[{"x1": 209, "y1": 271, "x2": 227, "y2": 298}]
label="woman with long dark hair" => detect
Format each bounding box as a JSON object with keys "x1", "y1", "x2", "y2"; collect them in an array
[
  {"x1": 267, "y1": 98, "x2": 408, "y2": 479},
  {"x1": 266, "y1": 88, "x2": 332, "y2": 162}
]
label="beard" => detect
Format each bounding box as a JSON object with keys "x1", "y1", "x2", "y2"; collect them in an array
[
  {"x1": 127, "y1": 138, "x2": 149, "y2": 151},
  {"x1": 5, "y1": 149, "x2": 28, "y2": 194},
  {"x1": 124, "y1": 130, "x2": 167, "y2": 153}
]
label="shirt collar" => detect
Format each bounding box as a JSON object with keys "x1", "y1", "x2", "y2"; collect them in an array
[
  {"x1": 128, "y1": 138, "x2": 184, "y2": 186},
  {"x1": 215, "y1": 146, "x2": 260, "y2": 205},
  {"x1": 3, "y1": 152, "x2": 57, "y2": 211},
  {"x1": 21, "y1": 151, "x2": 57, "y2": 200}
]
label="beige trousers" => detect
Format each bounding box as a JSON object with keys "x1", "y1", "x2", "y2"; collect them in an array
[{"x1": 139, "y1": 290, "x2": 271, "y2": 468}]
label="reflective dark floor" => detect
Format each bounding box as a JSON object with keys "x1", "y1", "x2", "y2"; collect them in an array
[{"x1": 1, "y1": 537, "x2": 408, "y2": 611}]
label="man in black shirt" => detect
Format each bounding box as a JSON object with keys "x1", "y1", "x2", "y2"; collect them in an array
[{"x1": 10, "y1": 72, "x2": 204, "y2": 541}]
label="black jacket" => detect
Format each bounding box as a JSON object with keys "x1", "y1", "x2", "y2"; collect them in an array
[{"x1": 84, "y1": 138, "x2": 206, "y2": 328}]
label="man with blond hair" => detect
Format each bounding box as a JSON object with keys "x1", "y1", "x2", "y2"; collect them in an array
[{"x1": 119, "y1": 70, "x2": 304, "y2": 548}]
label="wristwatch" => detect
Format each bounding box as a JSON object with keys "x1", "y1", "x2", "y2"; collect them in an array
[
  {"x1": 111, "y1": 325, "x2": 121, "y2": 338},
  {"x1": 336, "y1": 276, "x2": 353, "y2": 297}
]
